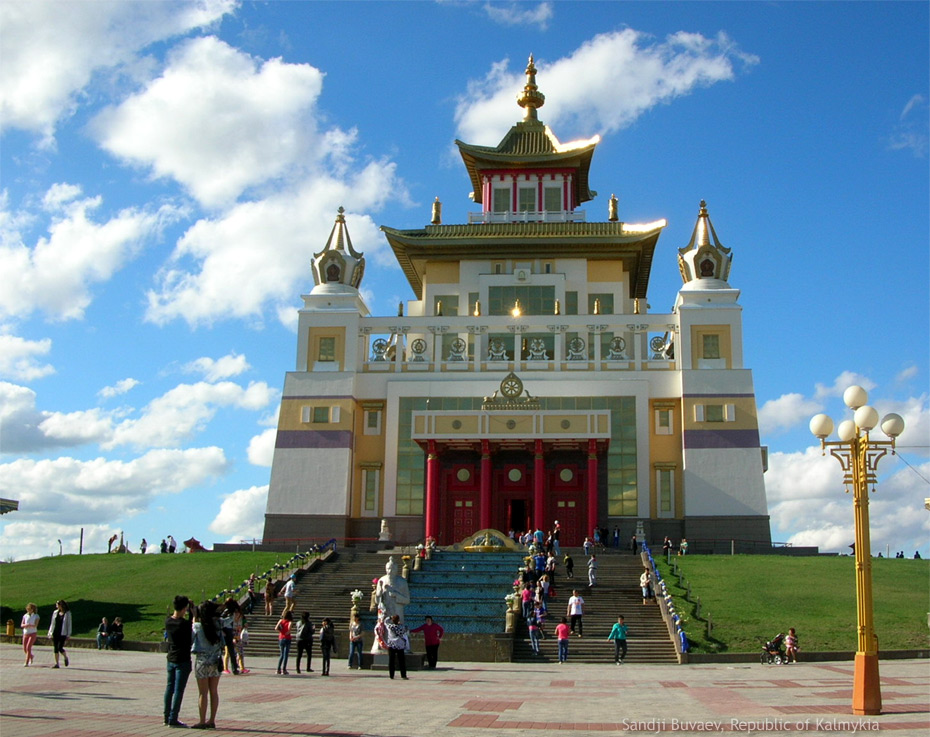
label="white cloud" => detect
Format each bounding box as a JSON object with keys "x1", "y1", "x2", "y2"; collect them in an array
[
  {"x1": 888, "y1": 93, "x2": 928, "y2": 158},
  {"x1": 758, "y1": 392, "x2": 822, "y2": 436},
  {"x1": 0, "y1": 447, "x2": 229, "y2": 560},
  {"x1": 0, "y1": 331, "x2": 55, "y2": 381},
  {"x1": 0, "y1": 521, "x2": 114, "y2": 561},
  {"x1": 247, "y1": 428, "x2": 276, "y2": 467},
  {"x1": 98, "y1": 378, "x2": 140, "y2": 399},
  {"x1": 0, "y1": 183, "x2": 183, "y2": 321},
  {"x1": 91, "y1": 36, "x2": 328, "y2": 209},
  {"x1": 0, "y1": 381, "x2": 81, "y2": 453},
  {"x1": 209, "y1": 484, "x2": 267, "y2": 540},
  {"x1": 2, "y1": 378, "x2": 277, "y2": 454},
  {"x1": 0, "y1": 0, "x2": 236, "y2": 145},
  {"x1": 106, "y1": 380, "x2": 276, "y2": 449},
  {"x1": 813, "y1": 371, "x2": 876, "y2": 401},
  {"x1": 145, "y1": 179, "x2": 397, "y2": 327},
  {"x1": 455, "y1": 29, "x2": 758, "y2": 146},
  {"x1": 895, "y1": 365, "x2": 919, "y2": 383},
  {"x1": 0, "y1": 447, "x2": 228, "y2": 523},
  {"x1": 483, "y1": 2, "x2": 553, "y2": 30},
  {"x1": 184, "y1": 353, "x2": 251, "y2": 382}
]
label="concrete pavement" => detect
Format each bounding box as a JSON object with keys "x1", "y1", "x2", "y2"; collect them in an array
[{"x1": 1, "y1": 644, "x2": 927, "y2": 736}]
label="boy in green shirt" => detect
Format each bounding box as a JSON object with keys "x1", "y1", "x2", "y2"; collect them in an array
[{"x1": 607, "y1": 615, "x2": 629, "y2": 664}]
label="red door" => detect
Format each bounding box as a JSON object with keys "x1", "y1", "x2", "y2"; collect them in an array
[
  {"x1": 550, "y1": 463, "x2": 585, "y2": 546},
  {"x1": 442, "y1": 463, "x2": 479, "y2": 544},
  {"x1": 450, "y1": 496, "x2": 477, "y2": 542}
]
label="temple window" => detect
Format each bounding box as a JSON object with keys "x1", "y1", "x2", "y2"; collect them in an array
[
  {"x1": 318, "y1": 336, "x2": 336, "y2": 362},
  {"x1": 492, "y1": 188, "x2": 510, "y2": 212},
  {"x1": 544, "y1": 186, "x2": 561, "y2": 211},
  {"x1": 488, "y1": 285, "x2": 555, "y2": 315},
  {"x1": 702, "y1": 334, "x2": 721, "y2": 359},
  {"x1": 433, "y1": 295, "x2": 459, "y2": 316},
  {"x1": 588, "y1": 293, "x2": 614, "y2": 315},
  {"x1": 518, "y1": 187, "x2": 536, "y2": 212}
]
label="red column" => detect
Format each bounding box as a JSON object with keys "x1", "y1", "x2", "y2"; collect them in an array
[
  {"x1": 479, "y1": 439, "x2": 492, "y2": 530},
  {"x1": 534, "y1": 439, "x2": 545, "y2": 530},
  {"x1": 587, "y1": 439, "x2": 599, "y2": 535},
  {"x1": 425, "y1": 440, "x2": 440, "y2": 541}
]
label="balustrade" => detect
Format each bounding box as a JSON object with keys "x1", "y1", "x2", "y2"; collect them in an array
[{"x1": 359, "y1": 316, "x2": 678, "y2": 374}]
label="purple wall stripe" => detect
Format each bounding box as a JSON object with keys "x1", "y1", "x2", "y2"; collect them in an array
[
  {"x1": 683, "y1": 429, "x2": 761, "y2": 449},
  {"x1": 276, "y1": 429, "x2": 353, "y2": 449}
]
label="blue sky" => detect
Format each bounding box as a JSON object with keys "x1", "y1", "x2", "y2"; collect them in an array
[{"x1": 1, "y1": 1, "x2": 927, "y2": 562}]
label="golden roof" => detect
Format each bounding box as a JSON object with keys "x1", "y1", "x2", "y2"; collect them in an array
[
  {"x1": 381, "y1": 220, "x2": 664, "y2": 300},
  {"x1": 455, "y1": 55, "x2": 599, "y2": 205}
]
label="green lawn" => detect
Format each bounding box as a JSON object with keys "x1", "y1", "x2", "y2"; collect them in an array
[
  {"x1": 0, "y1": 551, "x2": 307, "y2": 641},
  {"x1": 655, "y1": 555, "x2": 930, "y2": 653}
]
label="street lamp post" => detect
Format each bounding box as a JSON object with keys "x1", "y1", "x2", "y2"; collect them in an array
[{"x1": 809, "y1": 385, "x2": 905, "y2": 716}]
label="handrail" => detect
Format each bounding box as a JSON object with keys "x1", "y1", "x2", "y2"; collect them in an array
[{"x1": 643, "y1": 542, "x2": 689, "y2": 659}]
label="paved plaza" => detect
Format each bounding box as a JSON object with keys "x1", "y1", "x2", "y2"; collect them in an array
[{"x1": 1, "y1": 645, "x2": 928, "y2": 737}]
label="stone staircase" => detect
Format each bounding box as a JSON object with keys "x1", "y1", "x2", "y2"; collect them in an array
[
  {"x1": 244, "y1": 549, "x2": 388, "y2": 658},
  {"x1": 511, "y1": 550, "x2": 679, "y2": 664},
  {"x1": 242, "y1": 547, "x2": 678, "y2": 664}
]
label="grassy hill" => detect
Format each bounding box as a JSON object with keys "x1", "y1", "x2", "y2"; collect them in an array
[
  {"x1": 2, "y1": 552, "x2": 927, "y2": 652},
  {"x1": 655, "y1": 555, "x2": 930, "y2": 653},
  {"x1": 0, "y1": 551, "x2": 300, "y2": 641}
]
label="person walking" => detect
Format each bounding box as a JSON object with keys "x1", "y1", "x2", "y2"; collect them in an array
[
  {"x1": 264, "y1": 578, "x2": 277, "y2": 616},
  {"x1": 521, "y1": 584, "x2": 534, "y2": 620},
  {"x1": 48, "y1": 600, "x2": 71, "y2": 668},
  {"x1": 411, "y1": 615, "x2": 444, "y2": 669},
  {"x1": 564, "y1": 552, "x2": 574, "y2": 579},
  {"x1": 163, "y1": 595, "x2": 192, "y2": 728},
  {"x1": 245, "y1": 574, "x2": 256, "y2": 614},
  {"x1": 191, "y1": 600, "x2": 224, "y2": 729},
  {"x1": 582, "y1": 537, "x2": 593, "y2": 557},
  {"x1": 294, "y1": 613, "x2": 314, "y2": 674},
  {"x1": 220, "y1": 599, "x2": 239, "y2": 675},
  {"x1": 567, "y1": 590, "x2": 585, "y2": 637},
  {"x1": 275, "y1": 611, "x2": 293, "y2": 675},
  {"x1": 640, "y1": 568, "x2": 654, "y2": 605},
  {"x1": 527, "y1": 614, "x2": 541, "y2": 655},
  {"x1": 555, "y1": 617, "x2": 571, "y2": 663},
  {"x1": 319, "y1": 617, "x2": 336, "y2": 676},
  {"x1": 385, "y1": 614, "x2": 409, "y2": 680},
  {"x1": 281, "y1": 575, "x2": 296, "y2": 616},
  {"x1": 167, "y1": 535, "x2": 177, "y2": 553},
  {"x1": 347, "y1": 613, "x2": 364, "y2": 669},
  {"x1": 587, "y1": 554, "x2": 598, "y2": 587},
  {"x1": 630, "y1": 533, "x2": 638, "y2": 555},
  {"x1": 20, "y1": 603, "x2": 39, "y2": 666},
  {"x1": 608, "y1": 615, "x2": 629, "y2": 664}
]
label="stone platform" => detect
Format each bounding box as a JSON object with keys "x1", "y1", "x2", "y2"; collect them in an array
[{"x1": 0, "y1": 644, "x2": 928, "y2": 736}]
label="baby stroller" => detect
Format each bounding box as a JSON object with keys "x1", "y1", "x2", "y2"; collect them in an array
[{"x1": 760, "y1": 633, "x2": 786, "y2": 665}]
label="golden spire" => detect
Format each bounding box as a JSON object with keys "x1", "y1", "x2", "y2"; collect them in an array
[{"x1": 516, "y1": 54, "x2": 545, "y2": 121}]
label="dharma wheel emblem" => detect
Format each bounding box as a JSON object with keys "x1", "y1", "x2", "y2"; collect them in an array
[{"x1": 500, "y1": 372, "x2": 524, "y2": 399}]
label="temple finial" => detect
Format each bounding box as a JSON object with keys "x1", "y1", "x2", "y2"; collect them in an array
[{"x1": 516, "y1": 53, "x2": 545, "y2": 121}]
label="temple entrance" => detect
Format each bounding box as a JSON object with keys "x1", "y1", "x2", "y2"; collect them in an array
[
  {"x1": 507, "y1": 498, "x2": 529, "y2": 533},
  {"x1": 548, "y1": 454, "x2": 586, "y2": 546},
  {"x1": 440, "y1": 458, "x2": 479, "y2": 543}
]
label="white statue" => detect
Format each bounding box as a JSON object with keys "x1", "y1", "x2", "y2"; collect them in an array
[
  {"x1": 378, "y1": 518, "x2": 392, "y2": 541},
  {"x1": 374, "y1": 556, "x2": 410, "y2": 623}
]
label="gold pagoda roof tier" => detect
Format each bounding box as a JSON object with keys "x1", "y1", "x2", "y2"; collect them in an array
[
  {"x1": 455, "y1": 121, "x2": 599, "y2": 206},
  {"x1": 455, "y1": 55, "x2": 598, "y2": 206},
  {"x1": 381, "y1": 219, "x2": 666, "y2": 300}
]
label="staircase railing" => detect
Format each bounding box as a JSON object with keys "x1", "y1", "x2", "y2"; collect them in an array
[{"x1": 643, "y1": 542, "x2": 689, "y2": 662}]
